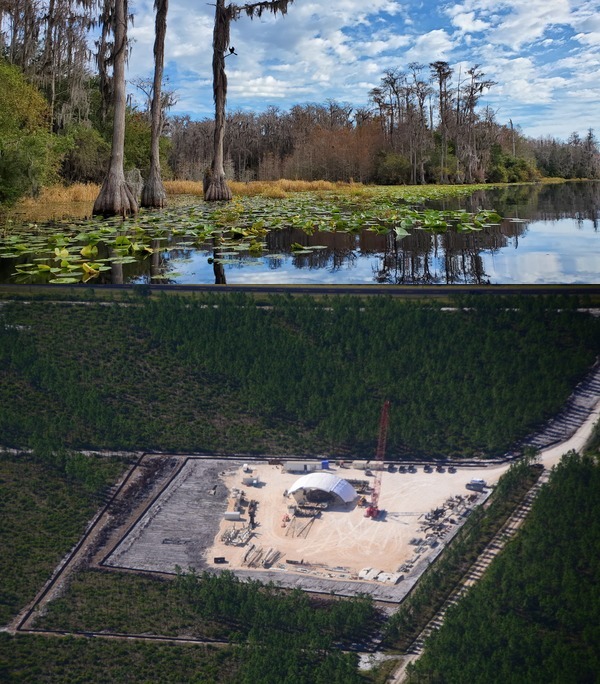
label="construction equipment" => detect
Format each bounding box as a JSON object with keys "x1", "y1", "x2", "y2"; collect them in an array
[{"x1": 365, "y1": 400, "x2": 390, "y2": 519}]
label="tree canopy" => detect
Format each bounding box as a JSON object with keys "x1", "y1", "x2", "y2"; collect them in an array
[
  {"x1": 410, "y1": 451, "x2": 600, "y2": 683},
  {"x1": 0, "y1": 59, "x2": 65, "y2": 205},
  {"x1": 1, "y1": 293, "x2": 598, "y2": 458}
]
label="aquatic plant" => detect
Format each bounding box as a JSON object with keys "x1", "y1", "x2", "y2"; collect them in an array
[{"x1": 1, "y1": 188, "x2": 500, "y2": 283}]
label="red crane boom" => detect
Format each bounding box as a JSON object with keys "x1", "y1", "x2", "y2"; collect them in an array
[{"x1": 365, "y1": 400, "x2": 390, "y2": 519}]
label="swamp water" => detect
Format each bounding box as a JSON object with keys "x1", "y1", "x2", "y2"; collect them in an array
[{"x1": 1, "y1": 182, "x2": 598, "y2": 286}]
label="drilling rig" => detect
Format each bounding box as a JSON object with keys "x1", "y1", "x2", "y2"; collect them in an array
[{"x1": 365, "y1": 400, "x2": 390, "y2": 519}]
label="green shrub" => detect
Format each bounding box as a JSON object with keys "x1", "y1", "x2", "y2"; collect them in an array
[
  {"x1": 61, "y1": 125, "x2": 111, "y2": 183},
  {"x1": 375, "y1": 151, "x2": 411, "y2": 185},
  {"x1": 0, "y1": 59, "x2": 68, "y2": 206}
]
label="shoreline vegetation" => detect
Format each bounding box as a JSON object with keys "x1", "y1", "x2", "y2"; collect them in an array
[{"x1": 10, "y1": 177, "x2": 576, "y2": 211}]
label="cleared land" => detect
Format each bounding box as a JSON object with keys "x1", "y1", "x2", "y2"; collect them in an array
[
  {"x1": 103, "y1": 458, "x2": 510, "y2": 601},
  {"x1": 100, "y1": 373, "x2": 600, "y2": 603}
]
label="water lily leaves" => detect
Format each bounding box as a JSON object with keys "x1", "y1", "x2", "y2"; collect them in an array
[
  {"x1": 11, "y1": 243, "x2": 31, "y2": 253},
  {"x1": 51, "y1": 234, "x2": 70, "y2": 247},
  {"x1": 111, "y1": 255, "x2": 138, "y2": 265},
  {"x1": 476, "y1": 210, "x2": 502, "y2": 224},
  {"x1": 82, "y1": 262, "x2": 100, "y2": 276},
  {"x1": 80, "y1": 244, "x2": 98, "y2": 258},
  {"x1": 54, "y1": 247, "x2": 70, "y2": 259},
  {"x1": 369, "y1": 223, "x2": 389, "y2": 235},
  {"x1": 75, "y1": 231, "x2": 101, "y2": 242},
  {"x1": 248, "y1": 240, "x2": 264, "y2": 256},
  {"x1": 251, "y1": 219, "x2": 267, "y2": 233},
  {"x1": 1, "y1": 186, "x2": 503, "y2": 284}
]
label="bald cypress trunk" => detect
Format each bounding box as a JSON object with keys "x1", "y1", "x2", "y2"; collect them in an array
[
  {"x1": 204, "y1": 0, "x2": 232, "y2": 201},
  {"x1": 204, "y1": 0, "x2": 294, "y2": 202},
  {"x1": 141, "y1": 0, "x2": 168, "y2": 208},
  {"x1": 93, "y1": 0, "x2": 138, "y2": 217}
]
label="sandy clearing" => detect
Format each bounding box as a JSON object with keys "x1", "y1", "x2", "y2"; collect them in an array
[
  {"x1": 208, "y1": 398, "x2": 599, "y2": 578},
  {"x1": 208, "y1": 462, "x2": 509, "y2": 576}
]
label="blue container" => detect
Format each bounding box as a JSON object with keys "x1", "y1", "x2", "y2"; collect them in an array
[{"x1": 321, "y1": 460, "x2": 329, "y2": 469}]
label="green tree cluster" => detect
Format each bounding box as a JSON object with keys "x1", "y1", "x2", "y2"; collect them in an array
[
  {"x1": 33, "y1": 569, "x2": 373, "y2": 682},
  {"x1": 124, "y1": 110, "x2": 172, "y2": 181},
  {"x1": 0, "y1": 450, "x2": 126, "y2": 624},
  {"x1": 60, "y1": 125, "x2": 111, "y2": 184},
  {"x1": 0, "y1": 58, "x2": 168, "y2": 206},
  {"x1": 0, "y1": 294, "x2": 598, "y2": 459},
  {"x1": 487, "y1": 143, "x2": 540, "y2": 183},
  {"x1": 0, "y1": 633, "x2": 232, "y2": 683},
  {"x1": 0, "y1": 60, "x2": 68, "y2": 206},
  {"x1": 38, "y1": 568, "x2": 375, "y2": 648},
  {"x1": 410, "y1": 452, "x2": 600, "y2": 683},
  {"x1": 375, "y1": 151, "x2": 412, "y2": 184}
]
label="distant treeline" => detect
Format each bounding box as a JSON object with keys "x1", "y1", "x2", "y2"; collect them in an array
[
  {"x1": 1, "y1": 293, "x2": 598, "y2": 459},
  {"x1": 2, "y1": 16, "x2": 600, "y2": 207},
  {"x1": 409, "y1": 451, "x2": 600, "y2": 683}
]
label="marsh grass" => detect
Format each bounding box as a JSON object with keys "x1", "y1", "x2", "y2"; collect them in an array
[
  {"x1": 164, "y1": 178, "x2": 369, "y2": 198},
  {"x1": 17, "y1": 183, "x2": 100, "y2": 204},
  {"x1": 16, "y1": 180, "x2": 368, "y2": 206},
  {"x1": 163, "y1": 179, "x2": 204, "y2": 196},
  {"x1": 13, "y1": 180, "x2": 505, "y2": 215}
]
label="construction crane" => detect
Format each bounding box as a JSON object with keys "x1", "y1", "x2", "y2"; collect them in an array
[{"x1": 365, "y1": 400, "x2": 390, "y2": 519}]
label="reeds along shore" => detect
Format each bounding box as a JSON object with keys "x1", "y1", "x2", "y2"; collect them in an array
[
  {"x1": 15, "y1": 179, "x2": 366, "y2": 205},
  {"x1": 16, "y1": 177, "x2": 562, "y2": 208},
  {"x1": 168, "y1": 179, "x2": 368, "y2": 198}
]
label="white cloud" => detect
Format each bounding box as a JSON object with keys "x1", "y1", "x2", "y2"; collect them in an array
[
  {"x1": 360, "y1": 34, "x2": 411, "y2": 56},
  {"x1": 228, "y1": 73, "x2": 313, "y2": 99},
  {"x1": 570, "y1": 1, "x2": 600, "y2": 33},
  {"x1": 380, "y1": 1, "x2": 406, "y2": 16},
  {"x1": 489, "y1": 2, "x2": 570, "y2": 49},
  {"x1": 574, "y1": 32, "x2": 600, "y2": 48},
  {"x1": 118, "y1": 0, "x2": 599, "y2": 138},
  {"x1": 405, "y1": 29, "x2": 455, "y2": 62},
  {"x1": 564, "y1": 88, "x2": 600, "y2": 102},
  {"x1": 450, "y1": 11, "x2": 489, "y2": 34},
  {"x1": 444, "y1": 0, "x2": 571, "y2": 49}
]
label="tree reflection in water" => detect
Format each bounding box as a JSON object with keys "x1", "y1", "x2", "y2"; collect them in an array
[{"x1": 4, "y1": 182, "x2": 595, "y2": 286}]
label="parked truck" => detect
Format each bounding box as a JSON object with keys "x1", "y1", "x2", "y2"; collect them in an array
[{"x1": 466, "y1": 478, "x2": 487, "y2": 491}]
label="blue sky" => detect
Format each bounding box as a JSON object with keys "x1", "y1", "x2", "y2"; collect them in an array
[{"x1": 126, "y1": 0, "x2": 600, "y2": 140}]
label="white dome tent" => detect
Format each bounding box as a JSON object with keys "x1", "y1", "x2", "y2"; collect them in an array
[{"x1": 288, "y1": 472, "x2": 357, "y2": 506}]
